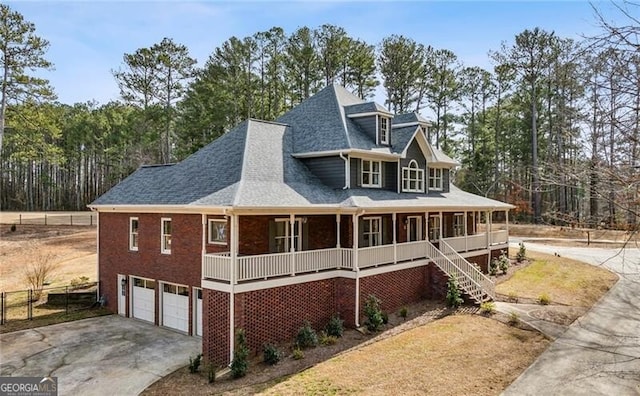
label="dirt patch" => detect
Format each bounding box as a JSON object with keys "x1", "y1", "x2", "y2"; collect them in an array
[
  {"x1": 0, "y1": 224, "x2": 96, "y2": 292},
  {"x1": 508, "y1": 223, "x2": 638, "y2": 243}
]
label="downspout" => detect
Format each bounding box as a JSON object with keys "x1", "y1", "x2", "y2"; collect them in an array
[{"x1": 339, "y1": 152, "x2": 350, "y2": 189}]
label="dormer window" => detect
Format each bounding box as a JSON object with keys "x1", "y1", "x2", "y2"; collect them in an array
[
  {"x1": 379, "y1": 117, "x2": 389, "y2": 144},
  {"x1": 402, "y1": 160, "x2": 424, "y2": 193},
  {"x1": 361, "y1": 159, "x2": 381, "y2": 188},
  {"x1": 428, "y1": 168, "x2": 443, "y2": 191}
]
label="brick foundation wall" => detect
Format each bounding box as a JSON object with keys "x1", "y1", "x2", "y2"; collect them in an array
[
  {"x1": 98, "y1": 212, "x2": 202, "y2": 329},
  {"x1": 359, "y1": 266, "x2": 430, "y2": 319},
  {"x1": 202, "y1": 288, "x2": 230, "y2": 366},
  {"x1": 467, "y1": 253, "x2": 489, "y2": 273},
  {"x1": 234, "y1": 279, "x2": 340, "y2": 354}
]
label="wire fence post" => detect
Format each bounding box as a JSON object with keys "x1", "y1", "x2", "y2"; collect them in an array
[
  {"x1": 44, "y1": 214, "x2": 47, "y2": 226},
  {"x1": 28, "y1": 289, "x2": 33, "y2": 320},
  {"x1": 65, "y1": 286, "x2": 69, "y2": 314},
  {"x1": 1, "y1": 292, "x2": 5, "y2": 325},
  {"x1": 70, "y1": 214, "x2": 73, "y2": 226}
]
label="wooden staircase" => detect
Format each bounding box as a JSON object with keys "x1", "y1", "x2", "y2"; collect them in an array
[{"x1": 426, "y1": 240, "x2": 495, "y2": 304}]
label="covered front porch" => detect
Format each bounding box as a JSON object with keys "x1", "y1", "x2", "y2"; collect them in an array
[{"x1": 202, "y1": 210, "x2": 509, "y2": 283}]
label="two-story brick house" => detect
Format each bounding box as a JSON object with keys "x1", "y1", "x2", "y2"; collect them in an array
[{"x1": 90, "y1": 84, "x2": 513, "y2": 365}]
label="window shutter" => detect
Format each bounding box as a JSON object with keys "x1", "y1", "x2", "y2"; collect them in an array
[
  {"x1": 443, "y1": 169, "x2": 450, "y2": 192},
  {"x1": 268, "y1": 220, "x2": 276, "y2": 253},
  {"x1": 302, "y1": 220, "x2": 309, "y2": 250}
]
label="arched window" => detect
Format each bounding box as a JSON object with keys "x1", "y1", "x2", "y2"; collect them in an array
[{"x1": 402, "y1": 160, "x2": 424, "y2": 192}]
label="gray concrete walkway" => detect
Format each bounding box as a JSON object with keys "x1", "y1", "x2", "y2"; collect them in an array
[
  {"x1": 503, "y1": 240, "x2": 640, "y2": 396},
  {"x1": 0, "y1": 315, "x2": 201, "y2": 396}
]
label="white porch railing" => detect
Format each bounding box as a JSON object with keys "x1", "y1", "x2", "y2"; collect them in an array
[
  {"x1": 203, "y1": 254, "x2": 232, "y2": 281},
  {"x1": 396, "y1": 240, "x2": 428, "y2": 262},
  {"x1": 490, "y1": 230, "x2": 508, "y2": 245},
  {"x1": 203, "y1": 248, "x2": 352, "y2": 282},
  {"x1": 440, "y1": 239, "x2": 495, "y2": 300},
  {"x1": 358, "y1": 245, "x2": 395, "y2": 268},
  {"x1": 442, "y1": 233, "x2": 489, "y2": 253},
  {"x1": 203, "y1": 233, "x2": 507, "y2": 284}
]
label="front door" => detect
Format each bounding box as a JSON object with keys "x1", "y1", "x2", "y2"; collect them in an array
[
  {"x1": 117, "y1": 274, "x2": 126, "y2": 316},
  {"x1": 408, "y1": 216, "x2": 422, "y2": 242}
]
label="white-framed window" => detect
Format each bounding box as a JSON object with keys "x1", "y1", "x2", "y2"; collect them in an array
[
  {"x1": 429, "y1": 168, "x2": 443, "y2": 191},
  {"x1": 274, "y1": 218, "x2": 302, "y2": 253},
  {"x1": 362, "y1": 216, "x2": 382, "y2": 247},
  {"x1": 129, "y1": 217, "x2": 139, "y2": 251},
  {"x1": 361, "y1": 159, "x2": 381, "y2": 188},
  {"x1": 402, "y1": 160, "x2": 425, "y2": 193},
  {"x1": 453, "y1": 213, "x2": 465, "y2": 237},
  {"x1": 380, "y1": 116, "x2": 389, "y2": 144},
  {"x1": 161, "y1": 218, "x2": 172, "y2": 254},
  {"x1": 208, "y1": 219, "x2": 227, "y2": 245},
  {"x1": 428, "y1": 215, "x2": 440, "y2": 241}
]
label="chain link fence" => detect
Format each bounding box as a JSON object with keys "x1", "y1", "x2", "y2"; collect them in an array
[{"x1": 0, "y1": 282, "x2": 99, "y2": 325}]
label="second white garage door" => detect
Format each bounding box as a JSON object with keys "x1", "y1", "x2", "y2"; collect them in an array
[
  {"x1": 132, "y1": 277, "x2": 155, "y2": 323},
  {"x1": 162, "y1": 283, "x2": 189, "y2": 332}
]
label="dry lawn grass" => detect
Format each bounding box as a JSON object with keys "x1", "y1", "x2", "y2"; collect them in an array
[
  {"x1": 0, "y1": 224, "x2": 96, "y2": 292},
  {"x1": 496, "y1": 250, "x2": 618, "y2": 307},
  {"x1": 261, "y1": 315, "x2": 548, "y2": 396}
]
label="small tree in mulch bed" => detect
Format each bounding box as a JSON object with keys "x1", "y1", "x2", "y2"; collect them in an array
[
  {"x1": 230, "y1": 329, "x2": 249, "y2": 378},
  {"x1": 446, "y1": 276, "x2": 464, "y2": 308}
]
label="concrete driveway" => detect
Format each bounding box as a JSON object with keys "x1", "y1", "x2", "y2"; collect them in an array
[
  {"x1": 503, "y1": 240, "x2": 640, "y2": 396},
  {"x1": 0, "y1": 315, "x2": 201, "y2": 396}
]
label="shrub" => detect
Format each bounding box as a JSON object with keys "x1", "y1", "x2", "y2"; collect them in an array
[
  {"x1": 10, "y1": 224, "x2": 16, "y2": 232},
  {"x1": 479, "y1": 301, "x2": 496, "y2": 314},
  {"x1": 70, "y1": 276, "x2": 91, "y2": 289},
  {"x1": 507, "y1": 291, "x2": 519, "y2": 303},
  {"x1": 230, "y1": 329, "x2": 249, "y2": 378},
  {"x1": 188, "y1": 353, "x2": 202, "y2": 373},
  {"x1": 446, "y1": 276, "x2": 464, "y2": 308},
  {"x1": 516, "y1": 242, "x2": 527, "y2": 263},
  {"x1": 508, "y1": 311, "x2": 520, "y2": 326},
  {"x1": 399, "y1": 306, "x2": 408, "y2": 320},
  {"x1": 537, "y1": 293, "x2": 551, "y2": 305},
  {"x1": 292, "y1": 347, "x2": 304, "y2": 360},
  {"x1": 489, "y1": 259, "x2": 498, "y2": 276},
  {"x1": 23, "y1": 252, "x2": 59, "y2": 300},
  {"x1": 325, "y1": 314, "x2": 344, "y2": 338},
  {"x1": 381, "y1": 311, "x2": 389, "y2": 325},
  {"x1": 363, "y1": 295, "x2": 383, "y2": 331},
  {"x1": 498, "y1": 253, "x2": 509, "y2": 274},
  {"x1": 319, "y1": 331, "x2": 338, "y2": 346},
  {"x1": 296, "y1": 321, "x2": 318, "y2": 349},
  {"x1": 263, "y1": 343, "x2": 282, "y2": 365}
]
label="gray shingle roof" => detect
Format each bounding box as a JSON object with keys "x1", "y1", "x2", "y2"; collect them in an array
[
  {"x1": 91, "y1": 84, "x2": 512, "y2": 211},
  {"x1": 344, "y1": 102, "x2": 390, "y2": 115},
  {"x1": 393, "y1": 112, "x2": 430, "y2": 126}
]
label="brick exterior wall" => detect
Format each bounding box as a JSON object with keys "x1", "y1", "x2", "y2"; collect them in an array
[
  {"x1": 233, "y1": 279, "x2": 343, "y2": 354},
  {"x1": 307, "y1": 215, "x2": 337, "y2": 250},
  {"x1": 98, "y1": 212, "x2": 202, "y2": 331},
  {"x1": 360, "y1": 266, "x2": 430, "y2": 319},
  {"x1": 202, "y1": 288, "x2": 230, "y2": 366},
  {"x1": 239, "y1": 216, "x2": 270, "y2": 255}
]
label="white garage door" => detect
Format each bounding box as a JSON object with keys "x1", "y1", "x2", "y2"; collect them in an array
[
  {"x1": 195, "y1": 289, "x2": 203, "y2": 337},
  {"x1": 132, "y1": 278, "x2": 155, "y2": 323},
  {"x1": 162, "y1": 283, "x2": 189, "y2": 332}
]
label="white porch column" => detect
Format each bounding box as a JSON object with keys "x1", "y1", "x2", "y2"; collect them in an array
[
  {"x1": 229, "y1": 213, "x2": 238, "y2": 363},
  {"x1": 336, "y1": 214, "x2": 341, "y2": 249},
  {"x1": 439, "y1": 211, "x2": 443, "y2": 241},
  {"x1": 289, "y1": 214, "x2": 296, "y2": 276},
  {"x1": 464, "y1": 210, "x2": 468, "y2": 252},
  {"x1": 353, "y1": 213, "x2": 360, "y2": 327},
  {"x1": 392, "y1": 213, "x2": 397, "y2": 264},
  {"x1": 485, "y1": 211, "x2": 490, "y2": 248},
  {"x1": 506, "y1": 210, "x2": 509, "y2": 242}
]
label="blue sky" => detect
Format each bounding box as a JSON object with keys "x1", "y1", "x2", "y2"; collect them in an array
[{"x1": 7, "y1": 1, "x2": 623, "y2": 105}]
